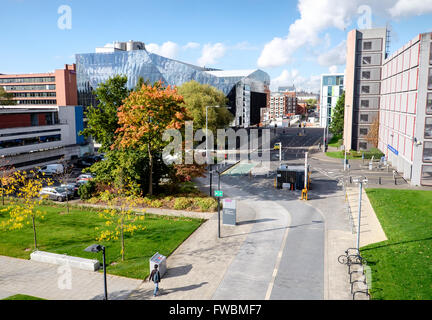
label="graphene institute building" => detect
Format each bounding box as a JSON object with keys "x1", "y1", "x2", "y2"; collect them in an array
[{"x1": 75, "y1": 41, "x2": 270, "y2": 128}]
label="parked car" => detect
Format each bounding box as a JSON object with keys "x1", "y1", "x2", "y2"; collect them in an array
[
  {"x1": 76, "y1": 174, "x2": 93, "y2": 182},
  {"x1": 38, "y1": 164, "x2": 64, "y2": 176},
  {"x1": 39, "y1": 187, "x2": 70, "y2": 202},
  {"x1": 75, "y1": 158, "x2": 94, "y2": 168},
  {"x1": 60, "y1": 183, "x2": 78, "y2": 198}
]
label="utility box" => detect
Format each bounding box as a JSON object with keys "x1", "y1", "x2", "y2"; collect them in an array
[{"x1": 149, "y1": 252, "x2": 167, "y2": 278}]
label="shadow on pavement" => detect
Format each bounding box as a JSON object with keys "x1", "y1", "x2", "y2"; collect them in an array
[{"x1": 163, "y1": 264, "x2": 193, "y2": 279}]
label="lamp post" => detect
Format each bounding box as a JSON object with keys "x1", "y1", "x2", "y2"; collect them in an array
[
  {"x1": 206, "y1": 105, "x2": 220, "y2": 196},
  {"x1": 85, "y1": 244, "x2": 107, "y2": 300},
  {"x1": 205, "y1": 105, "x2": 220, "y2": 164},
  {"x1": 352, "y1": 177, "x2": 368, "y2": 250}
]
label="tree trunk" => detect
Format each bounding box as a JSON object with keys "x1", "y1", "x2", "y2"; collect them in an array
[
  {"x1": 148, "y1": 142, "x2": 153, "y2": 196},
  {"x1": 32, "y1": 214, "x2": 38, "y2": 250},
  {"x1": 121, "y1": 216, "x2": 125, "y2": 261}
]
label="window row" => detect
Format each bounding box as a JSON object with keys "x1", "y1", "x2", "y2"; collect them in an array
[
  {"x1": 17, "y1": 100, "x2": 57, "y2": 105},
  {"x1": 13, "y1": 92, "x2": 56, "y2": 98},
  {"x1": 0, "y1": 134, "x2": 61, "y2": 149},
  {"x1": 2, "y1": 84, "x2": 56, "y2": 91},
  {"x1": 0, "y1": 77, "x2": 55, "y2": 84}
]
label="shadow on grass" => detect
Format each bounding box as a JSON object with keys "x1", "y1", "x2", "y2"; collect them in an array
[{"x1": 361, "y1": 237, "x2": 432, "y2": 252}]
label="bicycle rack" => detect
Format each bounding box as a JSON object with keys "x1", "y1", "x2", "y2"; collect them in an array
[{"x1": 338, "y1": 247, "x2": 370, "y2": 300}]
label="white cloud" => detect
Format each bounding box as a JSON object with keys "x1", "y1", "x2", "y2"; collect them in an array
[
  {"x1": 329, "y1": 65, "x2": 339, "y2": 74},
  {"x1": 388, "y1": 0, "x2": 432, "y2": 17},
  {"x1": 258, "y1": 0, "x2": 357, "y2": 68},
  {"x1": 271, "y1": 69, "x2": 321, "y2": 93},
  {"x1": 146, "y1": 41, "x2": 179, "y2": 59},
  {"x1": 318, "y1": 40, "x2": 346, "y2": 67},
  {"x1": 257, "y1": 0, "x2": 432, "y2": 69},
  {"x1": 197, "y1": 43, "x2": 227, "y2": 67},
  {"x1": 183, "y1": 42, "x2": 200, "y2": 50}
]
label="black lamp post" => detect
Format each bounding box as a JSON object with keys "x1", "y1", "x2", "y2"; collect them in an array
[{"x1": 85, "y1": 244, "x2": 108, "y2": 300}]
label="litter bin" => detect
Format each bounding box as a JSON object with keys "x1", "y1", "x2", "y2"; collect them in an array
[{"x1": 149, "y1": 252, "x2": 167, "y2": 278}]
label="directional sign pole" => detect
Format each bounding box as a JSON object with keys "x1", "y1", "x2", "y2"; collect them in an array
[{"x1": 217, "y1": 171, "x2": 221, "y2": 238}]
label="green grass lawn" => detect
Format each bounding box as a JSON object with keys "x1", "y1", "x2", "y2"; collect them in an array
[
  {"x1": 0, "y1": 204, "x2": 204, "y2": 280},
  {"x1": 326, "y1": 148, "x2": 384, "y2": 160},
  {"x1": 2, "y1": 294, "x2": 45, "y2": 300},
  {"x1": 362, "y1": 188, "x2": 432, "y2": 300}
]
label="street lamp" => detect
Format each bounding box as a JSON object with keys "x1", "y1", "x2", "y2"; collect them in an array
[
  {"x1": 206, "y1": 105, "x2": 220, "y2": 196},
  {"x1": 85, "y1": 244, "x2": 108, "y2": 300},
  {"x1": 206, "y1": 105, "x2": 220, "y2": 164},
  {"x1": 352, "y1": 177, "x2": 368, "y2": 250}
]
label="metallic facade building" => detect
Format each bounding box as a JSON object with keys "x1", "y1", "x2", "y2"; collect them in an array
[{"x1": 75, "y1": 47, "x2": 270, "y2": 128}]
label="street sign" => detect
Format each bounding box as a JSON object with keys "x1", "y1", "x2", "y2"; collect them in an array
[
  {"x1": 214, "y1": 190, "x2": 223, "y2": 197},
  {"x1": 222, "y1": 198, "x2": 236, "y2": 226}
]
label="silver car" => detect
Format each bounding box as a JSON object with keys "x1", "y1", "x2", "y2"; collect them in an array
[{"x1": 39, "y1": 187, "x2": 69, "y2": 202}]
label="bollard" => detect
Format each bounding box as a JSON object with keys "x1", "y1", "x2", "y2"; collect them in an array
[
  {"x1": 379, "y1": 177, "x2": 381, "y2": 185},
  {"x1": 350, "y1": 176, "x2": 352, "y2": 184}
]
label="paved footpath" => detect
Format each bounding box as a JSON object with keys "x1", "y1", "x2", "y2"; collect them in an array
[{"x1": 0, "y1": 255, "x2": 142, "y2": 300}]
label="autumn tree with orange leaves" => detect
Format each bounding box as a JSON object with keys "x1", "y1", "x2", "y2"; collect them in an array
[{"x1": 113, "y1": 81, "x2": 188, "y2": 195}]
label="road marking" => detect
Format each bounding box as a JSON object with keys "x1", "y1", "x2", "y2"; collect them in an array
[{"x1": 265, "y1": 220, "x2": 290, "y2": 300}]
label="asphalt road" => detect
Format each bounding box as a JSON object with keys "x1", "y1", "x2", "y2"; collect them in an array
[
  {"x1": 211, "y1": 127, "x2": 350, "y2": 300},
  {"x1": 269, "y1": 127, "x2": 324, "y2": 161}
]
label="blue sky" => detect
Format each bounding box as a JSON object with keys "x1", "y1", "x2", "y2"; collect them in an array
[{"x1": 1, "y1": 0, "x2": 432, "y2": 92}]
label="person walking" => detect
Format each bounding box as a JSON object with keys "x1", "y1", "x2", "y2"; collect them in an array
[{"x1": 150, "y1": 264, "x2": 161, "y2": 297}]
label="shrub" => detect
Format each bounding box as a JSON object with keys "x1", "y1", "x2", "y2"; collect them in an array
[
  {"x1": 78, "y1": 180, "x2": 96, "y2": 200},
  {"x1": 99, "y1": 190, "x2": 114, "y2": 202},
  {"x1": 173, "y1": 197, "x2": 193, "y2": 210},
  {"x1": 150, "y1": 199, "x2": 163, "y2": 208},
  {"x1": 194, "y1": 197, "x2": 217, "y2": 212}
]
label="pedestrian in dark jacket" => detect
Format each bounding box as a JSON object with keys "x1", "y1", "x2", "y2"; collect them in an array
[{"x1": 150, "y1": 264, "x2": 161, "y2": 297}]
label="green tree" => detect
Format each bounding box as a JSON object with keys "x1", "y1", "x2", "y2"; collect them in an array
[
  {"x1": 0, "y1": 87, "x2": 16, "y2": 105},
  {"x1": 330, "y1": 91, "x2": 345, "y2": 136},
  {"x1": 81, "y1": 75, "x2": 129, "y2": 152},
  {"x1": 305, "y1": 98, "x2": 317, "y2": 111},
  {"x1": 177, "y1": 80, "x2": 233, "y2": 132}
]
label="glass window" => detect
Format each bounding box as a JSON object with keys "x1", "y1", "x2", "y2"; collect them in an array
[
  {"x1": 359, "y1": 142, "x2": 368, "y2": 150},
  {"x1": 425, "y1": 118, "x2": 432, "y2": 139},
  {"x1": 424, "y1": 141, "x2": 432, "y2": 162},
  {"x1": 361, "y1": 86, "x2": 370, "y2": 94},
  {"x1": 429, "y1": 68, "x2": 432, "y2": 90},
  {"x1": 362, "y1": 71, "x2": 371, "y2": 79},
  {"x1": 421, "y1": 166, "x2": 432, "y2": 186},
  {"x1": 362, "y1": 56, "x2": 372, "y2": 65},
  {"x1": 361, "y1": 100, "x2": 370, "y2": 108},
  {"x1": 363, "y1": 42, "x2": 372, "y2": 50},
  {"x1": 360, "y1": 128, "x2": 368, "y2": 135},
  {"x1": 360, "y1": 114, "x2": 369, "y2": 122},
  {"x1": 430, "y1": 44, "x2": 432, "y2": 65},
  {"x1": 30, "y1": 114, "x2": 39, "y2": 126},
  {"x1": 427, "y1": 93, "x2": 432, "y2": 115}
]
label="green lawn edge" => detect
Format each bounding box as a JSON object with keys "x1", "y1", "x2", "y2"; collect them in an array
[{"x1": 361, "y1": 188, "x2": 432, "y2": 300}]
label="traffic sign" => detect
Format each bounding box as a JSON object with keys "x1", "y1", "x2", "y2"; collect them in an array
[{"x1": 214, "y1": 190, "x2": 223, "y2": 197}]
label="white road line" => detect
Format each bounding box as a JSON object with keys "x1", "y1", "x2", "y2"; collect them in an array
[{"x1": 265, "y1": 220, "x2": 290, "y2": 300}]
